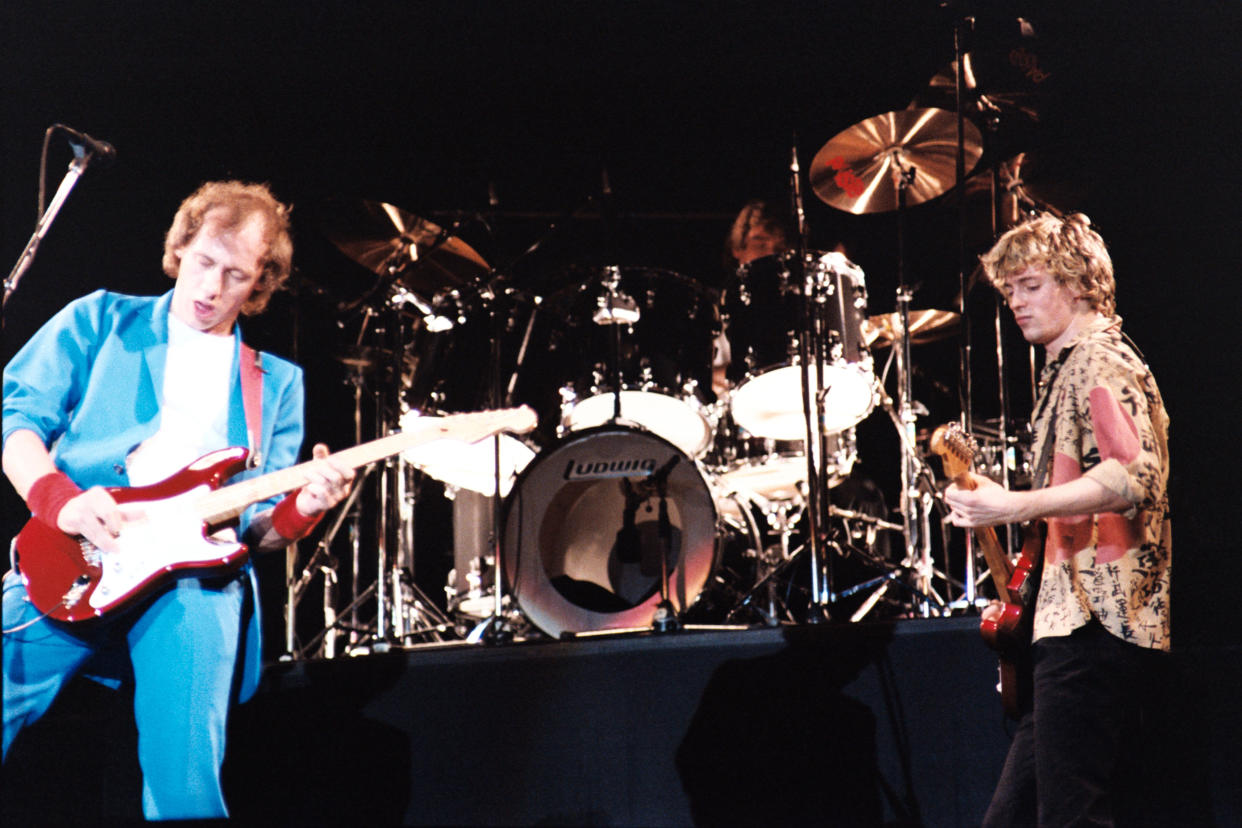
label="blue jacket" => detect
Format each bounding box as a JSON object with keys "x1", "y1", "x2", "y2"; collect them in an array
[{"x1": 3, "y1": 289, "x2": 306, "y2": 700}]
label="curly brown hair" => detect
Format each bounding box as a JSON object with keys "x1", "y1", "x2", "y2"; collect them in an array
[
  {"x1": 162, "y1": 180, "x2": 293, "y2": 316},
  {"x1": 980, "y1": 212, "x2": 1116, "y2": 316}
]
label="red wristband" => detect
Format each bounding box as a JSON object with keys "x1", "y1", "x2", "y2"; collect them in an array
[
  {"x1": 27, "y1": 471, "x2": 83, "y2": 529},
  {"x1": 270, "y1": 488, "x2": 323, "y2": 541}
]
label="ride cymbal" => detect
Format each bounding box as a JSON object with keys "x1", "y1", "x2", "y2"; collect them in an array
[{"x1": 809, "y1": 108, "x2": 982, "y2": 214}]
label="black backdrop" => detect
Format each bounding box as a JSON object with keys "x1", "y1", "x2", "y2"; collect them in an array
[{"x1": 2, "y1": 0, "x2": 1239, "y2": 648}]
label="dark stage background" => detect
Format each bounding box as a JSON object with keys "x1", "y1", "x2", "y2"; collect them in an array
[{"x1": 3, "y1": 0, "x2": 1239, "y2": 644}]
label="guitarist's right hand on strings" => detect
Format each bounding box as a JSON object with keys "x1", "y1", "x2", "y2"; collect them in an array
[{"x1": 54, "y1": 487, "x2": 145, "y2": 554}]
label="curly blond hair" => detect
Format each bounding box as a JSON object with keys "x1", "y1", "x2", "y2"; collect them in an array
[
  {"x1": 162, "y1": 180, "x2": 293, "y2": 316},
  {"x1": 980, "y1": 212, "x2": 1116, "y2": 316}
]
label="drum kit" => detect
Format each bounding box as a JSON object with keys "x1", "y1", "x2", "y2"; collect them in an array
[{"x1": 286, "y1": 25, "x2": 1057, "y2": 656}]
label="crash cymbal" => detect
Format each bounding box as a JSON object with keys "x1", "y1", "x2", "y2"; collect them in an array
[
  {"x1": 321, "y1": 199, "x2": 489, "y2": 297},
  {"x1": 809, "y1": 108, "x2": 982, "y2": 214},
  {"x1": 863, "y1": 309, "x2": 960, "y2": 348}
]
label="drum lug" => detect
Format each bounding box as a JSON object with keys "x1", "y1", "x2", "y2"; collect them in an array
[{"x1": 639, "y1": 362, "x2": 654, "y2": 388}]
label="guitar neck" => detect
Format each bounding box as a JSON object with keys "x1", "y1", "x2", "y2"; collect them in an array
[
  {"x1": 198, "y1": 407, "x2": 535, "y2": 524},
  {"x1": 975, "y1": 524, "x2": 1012, "y2": 597},
  {"x1": 930, "y1": 422, "x2": 1014, "y2": 598}
]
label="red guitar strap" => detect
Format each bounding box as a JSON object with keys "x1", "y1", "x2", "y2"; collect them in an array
[{"x1": 239, "y1": 343, "x2": 265, "y2": 468}]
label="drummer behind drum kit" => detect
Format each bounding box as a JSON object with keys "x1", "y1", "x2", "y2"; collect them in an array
[{"x1": 290, "y1": 41, "x2": 1055, "y2": 653}]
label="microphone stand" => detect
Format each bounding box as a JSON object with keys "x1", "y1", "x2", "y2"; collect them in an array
[
  {"x1": 789, "y1": 136, "x2": 832, "y2": 622},
  {"x1": 649, "y1": 455, "x2": 680, "y2": 633},
  {"x1": 4, "y1": 151, "x2": 93, "y2": 313},
  {"x1": 953, "y1": 13, "x2": 982, "y2": 606}
]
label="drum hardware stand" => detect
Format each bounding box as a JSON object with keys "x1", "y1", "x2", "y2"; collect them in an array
[
  {"x1": 884, "y1": 155, "x2": 955, "y2": 618},
  {"x1": 725, "y1": 499, "x2": 802, "y2": 625},
  {"x1": 787, "y1": 137, "x2": 834, "y2": 622},
  {"x1": 282, "y1": 463, "x2": 371, "y2": 659},
  {"x1": 391, "y1": 459, "x2": 454, "y2": 646},
  {"x1": 466, "y1": 208, "x2": 587, "y2": 646}
]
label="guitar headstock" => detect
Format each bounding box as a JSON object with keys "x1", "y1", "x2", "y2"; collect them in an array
[{"x1": 929, "y1": 421, "x2": 977, "y2": 479}]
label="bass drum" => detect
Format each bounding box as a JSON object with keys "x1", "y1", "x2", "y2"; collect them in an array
[{"x1": 502, "y1": 426, "x2": 718, "y2": 639}]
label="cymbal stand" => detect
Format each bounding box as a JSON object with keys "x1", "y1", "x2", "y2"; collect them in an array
[
  {"x1": 890, "y1": 155, "x2": 945, "y2": 617},
  {"x1": 480, "y1": 279, "x2": 516, "y2": 644},
  {"x1": 360, "y1": 263, "x2": 450, "y2": 651},
  {"x1": 345, "y1": 310, "x2": 372, "y2": 651}
]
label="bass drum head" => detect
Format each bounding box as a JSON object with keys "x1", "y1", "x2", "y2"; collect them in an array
[{"x1": 502, "y1": 426, "x2": 718, "y2": 638}]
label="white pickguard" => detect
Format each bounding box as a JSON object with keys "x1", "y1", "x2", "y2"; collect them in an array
[{"x1": 88, "y1": 484, "x2": 244, "y2": 611}]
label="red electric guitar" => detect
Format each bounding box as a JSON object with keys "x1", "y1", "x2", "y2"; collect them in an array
[
  {"x1": 14, "y1": 406, "x2": 537, "y2": 623},
  {"x1": 931, "y1": 422, "x2": 1042, "y2": 718}
]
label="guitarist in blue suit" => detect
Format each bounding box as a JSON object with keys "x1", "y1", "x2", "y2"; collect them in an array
[
  {"x1": 2, "y1": 181, "x2": 354, "y2": 820},
  {"x1": 946, "y1": 213, "x2": 1171, "y2": 827}
]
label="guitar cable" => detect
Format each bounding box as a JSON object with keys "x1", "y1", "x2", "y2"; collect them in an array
[{"x1": 2, "y1": 574, "x2": 91, "y2": 635}]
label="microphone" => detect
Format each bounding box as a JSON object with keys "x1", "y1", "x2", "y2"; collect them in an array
[
  {"x1": 54, "y1": 124, "x2": 116, "y2": 166},
  {"x1": 646, "y1": 454, "x2": 680, "y2": 491}
]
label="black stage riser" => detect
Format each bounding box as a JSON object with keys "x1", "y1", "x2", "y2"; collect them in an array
[{"x1": 4, "y1": 618, "x2": 1237, "y2": 826}]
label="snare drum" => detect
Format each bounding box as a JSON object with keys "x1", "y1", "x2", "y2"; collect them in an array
[
  {"x1": 502, "y1": 426, "x2": 719, "y2": 638},
  {"x1": 724, "y1": 251, "x2": 876, "y2": 440},
  {"x1": 546, "y1": 266, "x2": 717, "y2": 457}
]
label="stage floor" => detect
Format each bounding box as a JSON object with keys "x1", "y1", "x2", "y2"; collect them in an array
[{"x1": 3, "y1": 617, "x2": 1237, "y2": 826}]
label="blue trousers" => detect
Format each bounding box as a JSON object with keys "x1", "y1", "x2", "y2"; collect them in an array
[
  {"x1": 982, "y1": 619, "x2": 1169, "y2": 828},
  {"x1": 3, "y1": 570, "x2": 244, "y2": 820}
]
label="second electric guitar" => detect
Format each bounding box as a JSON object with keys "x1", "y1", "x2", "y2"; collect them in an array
[{"x1": 931, "y1": 421, "x2": 1040, "y2": 718}]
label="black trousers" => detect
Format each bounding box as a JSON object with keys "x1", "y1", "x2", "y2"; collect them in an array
[{"x1": 982, "y1": 620, "x2": 1169, "y2": 828}]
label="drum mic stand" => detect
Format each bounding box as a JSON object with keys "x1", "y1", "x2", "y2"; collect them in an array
[
  {"x1": 650, "y1": 456, "x2": 681, "y2": 632},
  {"x1": 788, "y1": 134, "x2": 834, "y2": 621}
]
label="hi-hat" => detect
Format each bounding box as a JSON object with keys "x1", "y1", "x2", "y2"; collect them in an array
[
  {"x1": 321, "y1": 199, "x2": 489, "y2": 298},
  {"x1": 809, "y1": 108, "x2": 982, "y2": 214},
  {"x1": 863, "y1": 309, "x2": 960, "y2": 348}
]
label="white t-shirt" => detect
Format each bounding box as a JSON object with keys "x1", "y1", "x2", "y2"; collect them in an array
[{"x1": 126, "y1": 314, "x2": 234, "y2": 486}]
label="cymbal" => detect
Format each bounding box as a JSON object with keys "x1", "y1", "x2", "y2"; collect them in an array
[
  {"x1": 809, "y1": 108, "x2": 982, "y2": 214},
  {"x1": 321, "y1": 199, "x2": 489, "y2": 297},
  {"x1": 863, "y1": 309, "x2": 960, "y2": 348}
]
